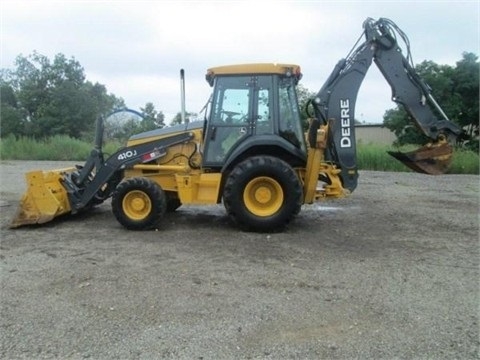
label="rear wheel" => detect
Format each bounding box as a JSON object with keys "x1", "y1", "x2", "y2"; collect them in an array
[
  {"x1": 223, "y1": 156, "x2": 303, "y2": 232},
  {"x1": 112, "y1": 177, "x2": 166, "y2": 230}
]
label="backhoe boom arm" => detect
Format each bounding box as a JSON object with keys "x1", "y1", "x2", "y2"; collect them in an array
[{"x1": 310, "y1": 17, "x2": 462, "y2": 191}]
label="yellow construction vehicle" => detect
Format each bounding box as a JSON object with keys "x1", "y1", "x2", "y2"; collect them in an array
[{"x1": 11, "y1": 18, "x2": 461, "y2": 232}]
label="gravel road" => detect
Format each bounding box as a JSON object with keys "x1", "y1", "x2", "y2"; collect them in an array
[{"x1": 0, "y1": 161, "x2": 479, "y2": 359}]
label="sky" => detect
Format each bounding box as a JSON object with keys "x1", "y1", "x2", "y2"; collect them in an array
[{"x1": 1, "y1": 0, "x2": 479, "y2": 124}]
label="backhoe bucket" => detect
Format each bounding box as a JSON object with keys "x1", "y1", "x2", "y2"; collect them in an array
[
  {"x1": 387, "y1": 141, "x2": 453, "y2": 175},
  {"x1": 10, "y1": 168, "x2": 75, "y2": 228}
]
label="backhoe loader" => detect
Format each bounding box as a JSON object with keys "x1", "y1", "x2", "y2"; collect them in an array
[{"x1": 10, "y1": 17, "x2": 462, "y2": 232}]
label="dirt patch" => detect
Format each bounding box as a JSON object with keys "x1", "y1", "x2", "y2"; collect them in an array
[{"x1": 1, "y1": 161, "x2": 479, "y2": 359}]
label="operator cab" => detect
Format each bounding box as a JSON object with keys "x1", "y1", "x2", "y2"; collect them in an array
[{"x1": 203, "y1": 63, "x2": 306, "y2": 167}]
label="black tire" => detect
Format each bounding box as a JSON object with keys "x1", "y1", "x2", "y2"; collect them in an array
[
  {"x1": 111, "y1": 177, "x2": 166, "y2": 230},
  {"x1": 223, "y1": 156, "x2": 303, "y2": 232}
]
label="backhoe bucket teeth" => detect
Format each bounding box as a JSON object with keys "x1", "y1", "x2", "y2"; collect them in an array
[
  {"x1": 387, "y1": 141, "x2": 453, "y2": 175},
  {"x1": 10, "y1": 168, "x2": 75, "y2": 228}
]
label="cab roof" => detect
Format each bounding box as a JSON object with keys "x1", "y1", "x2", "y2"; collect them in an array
[{"x1": 206, "y1": 63, "x2": 302, "y2": 86}]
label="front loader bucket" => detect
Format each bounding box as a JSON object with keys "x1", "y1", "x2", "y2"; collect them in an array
[
  {"x1": 10, "y1": 168, "x2": 75, "y2": 228},
  {"x1": 387, "y1": 140, "x2": 453, "y2": 175}
]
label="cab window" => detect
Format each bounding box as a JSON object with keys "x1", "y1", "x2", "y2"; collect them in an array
[{"x1": 278, "y1": 77, "x2": 306, "y2": 151}]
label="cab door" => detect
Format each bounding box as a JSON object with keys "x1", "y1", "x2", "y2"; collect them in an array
[
  {"x1": 203, "y1": 75, "x2": 274, "y2": 166},
  {"x1": 203, "y1": 75, "x2": 253, "y2": 166}
]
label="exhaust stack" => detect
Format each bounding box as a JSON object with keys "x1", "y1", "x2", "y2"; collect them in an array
[{"x1": 180, "y1": 69, "x2": 187, "y2": 124}]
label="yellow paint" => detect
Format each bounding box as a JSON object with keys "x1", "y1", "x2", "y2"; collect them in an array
[
  {"x1": 175, "y1": 173, "x2": 222, "y2": 204},
  {"x1": 10, "y1": 168, "x2": 74, "y2": 228}
]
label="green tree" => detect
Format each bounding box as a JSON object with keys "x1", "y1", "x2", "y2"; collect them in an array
[
  {"x1": 383, "y1": 52, "x2": 479, "y2": 149},
  {"x1": 296, "y1": 83, "x2": 316, "y2": 128},
  {"x1": 103, "y1": 104, "x2": 166, "y2": 143},
  {"x1": 452, "y1": 52, "x2": 479, "y2": 150},
  {"x1": 383, "y1": 107, "x2": 429, "y2": 145},
  {"x1": 1, "y1": 52, "x2": 124, "y2": 140},
  {"x1": 169, "y1": 111, "x2": 195, "y2": 126},
  {"x1": 0, "y1": 80, "x2": 25, "y2": 137},
  {"x1": 140, "y1": 102, "x2": 165, "y2": 132}
]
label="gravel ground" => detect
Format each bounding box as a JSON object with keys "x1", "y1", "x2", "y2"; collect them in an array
[{"x1": 0, "y1": 160, "x2": 479, "y2": 359}]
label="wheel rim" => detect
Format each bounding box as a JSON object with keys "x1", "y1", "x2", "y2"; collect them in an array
[
  {"x1": 122, "y1": 190, "x2": 152, "y2": 220},
  {"x1": 243, "y1": 176, "x2": 283, "y2": 217}
]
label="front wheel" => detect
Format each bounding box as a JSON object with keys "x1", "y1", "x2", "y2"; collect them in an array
[
  {"x1": 112, "y1": 177, "x2": 166, "y2": 230},
  {"x1": 223, "y1": 156, "x2": 303, "y2": 232}
]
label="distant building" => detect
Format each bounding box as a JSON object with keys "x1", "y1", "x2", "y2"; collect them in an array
[{"x1": 355, "y1": 124, "x2": 396, "y2": 145}]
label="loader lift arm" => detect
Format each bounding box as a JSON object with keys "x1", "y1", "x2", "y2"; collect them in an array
[
  {"x1": 63, "y1": 109, "x2": 195, "y2": 213},
  {"x1": 309, "y1": 17, "x2": 462, "y2": 191},
  {"x1": 63, "y1": 131, "x2": 193, "y2": 213},
  {"x1": 10, "y1": 113, "x2": 194, "y2": 228}
]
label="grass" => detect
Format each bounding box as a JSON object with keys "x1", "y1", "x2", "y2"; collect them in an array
[
  {"x1": 357, "y1": 143, "x2": 479, "y2": 174},
  {"x1": 356, "y1": 143, "x2": 406, "y2": 172},
  {"x1": 0, "y1": 135, "x2": 122, "y2": 161},
  {"x1": 0, "y1": 135, "x2": 478, "y2": 174},
  {"x1": 449, "y1": 149, "x2": 480, "y2": 174}
]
